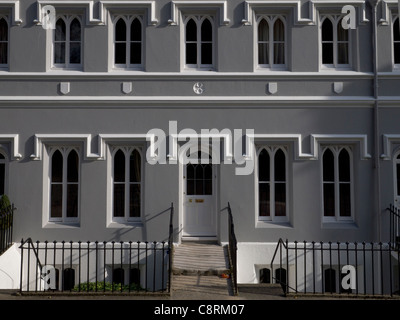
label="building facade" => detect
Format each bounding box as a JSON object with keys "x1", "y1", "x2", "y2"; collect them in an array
[{"x1": 0, "y1": 0, "x2": 399, "y2": 290}]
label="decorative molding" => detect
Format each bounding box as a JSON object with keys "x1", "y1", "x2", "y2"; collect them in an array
[
  {"x1": 333, "y1": 82, "x2": 343, "y2": 94},
  {"x1": 193, "y1": 82, "x2": 204, "y2": 94},
  {"x1": 267, "y1": 82, "x2": 278, "y2": 94},
  {"x1": 168, "y1": 0, "x2": 230, "y2": 26},
  {"x1": 0, "y1": 134, "x2": 21, "y2": 160},
  {"x1": 379, "y1": 0, "x2": 398, "y2": 25},
  {"x1": 381, "y1": 134, "x2": 400, "y2": 160},
  {"x1": 0, "y1": 0, "x2": 22, "y2": 25},
  {"x1": 59, "y1": 82, "x2": 70, "y2": 95},
  {"x1": 122, "y1": 82, "x2": 132, "y2": 94},
  {"x1": 242, "y1": 0, "x2": 369, "y2": 26},
  {"x1": 34, "y1": 0, "x2": 158, "y2": 26}
]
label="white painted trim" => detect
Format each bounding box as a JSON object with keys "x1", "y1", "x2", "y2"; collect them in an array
[
  {"x1": 381, "y1": 134, "x2": 400, "y2": 160},
  {"x1": 168, "y1": 0, "x2": 230, "y2": 26},
  {"x1": 0, "y1": 134, "x2": 21, "y2": 160},
  {"x1": 379, "y1": 0, "x2": 398, "y2": 26},
  {"x1": 34, "y1": 0, "x2": 158, "y2": 26},
  {"x1": 0, "y1": 1, "x2": 22, "y2": 25},
  {"x1": 242, "y1": 0, "x2": 368, "y2": 26}
]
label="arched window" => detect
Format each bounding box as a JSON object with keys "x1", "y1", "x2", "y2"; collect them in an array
[
  {"x1": 257, "y1": 16, "x2": 285, "y2": 68},
  {"x1": 322, "y1": 147, "x2": 353, "y2": 221},
  {"x1": 321, "y1": 15, "x2": 350, "y2": 68},
  {"x1": 0, "y1": 152, "x2": 6, "y2": 196},
  {"x1": 258, "y1": 147, "x2": 287, "y2": 221},
  {"x1": 393, "y1": 17, "x2": 400, "y2": 65},
  {"x1": 0, "y1": 17, "x2": 8, "y2": 65},
  {"x1": 185, "y1": 16, "x2": 214, "y2": 69},
  {"x1": 114, "y1": 16, "x2": 142, "y2": 67},
  {"x1": 54, "y1": 16, "x2": 81, "y2": 68},
  {"x1": 50, "y1": 148, "x2": 80, "y2": 221},
  {"x1": 113, "y1": 147, "x2": 142, "y2": 221}
]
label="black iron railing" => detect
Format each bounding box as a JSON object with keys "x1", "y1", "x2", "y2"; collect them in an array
[
  {"x1": 0, "y1": 203, "x2": 15, "y2": 255},
  {"x1": 271, "y1": 238, "x2": 400, "y2": 297},
  {"x1": 19, "y1": 204, "x2": 175, "y2": 295},
  {"x1": 222, "y1": 202, "x2": 238, "y2": 295},
  {"x1": 388, "y1": 204, "x2": 400, "y2": 248},
  {"x1": 168, "y1": 202, "x2": 174, "y2": 293}
]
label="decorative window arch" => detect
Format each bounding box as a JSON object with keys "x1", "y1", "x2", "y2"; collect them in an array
[
  {"x1": 257, "y1": 146, "x2": 288, "y2": 222},
  {"x1": 256, "y1": 15, "x2": 286, "y2": 69},
  {"x1": 184, "y1": 15, "x2": 214, "y2": 69},
  {"x1": 320, "y1": 15, "x2": 350, "y2": 69},
  {"x1": 113, "y1": 15, "x2": 143, "y2": 69},
  {"x1": 393, "y1": 16, "x2": 400, "y2": 67},
  {"x1": 111, "y1": 146, "x2": 142, "y2": 221},
  {"x1": 0, "y1": 16, "x2": 8, "y2": 67},
  {"x1": 322, "y1": 146, "x2": 353, "y2": 221},
  {"x1": 49, "y1": 147, "x2": 80, "y2": 222},
  {"x1": 53, "y1": 15, "x2": 82, "y2": 68}
]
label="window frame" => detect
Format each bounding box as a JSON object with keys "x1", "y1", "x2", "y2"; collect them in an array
[
  {"x1": 110, "y1": 146, "x2": 144, "y2": 224},
  {"x1": 255, "y1": 15, "x2": 287, "y2": 71},
  {"x1": 255, "y1": 145, "x2": 289, "y2": 223},
  {"x1": 47, "y1": 146, "x2": 81, "y2": 224},
  {"x1": 392, "y1": 15, "x2": 400, "y2": 70},
  {"x1": 319, "y1": 14, "x2": 351, "y2": 70},
  {"x1": 112, "y1": 14, "x2": 144, "y2": 70},
  {"x1": 0, "y1": 15, "x2": 9, "y2": 70},
  {"x1": 0, "y1": 148, "x2": 8, "y2": 196},
  {"x1": 52, "y1": 14, "x2": 83, "y2": 70},
  {"x1": 321, "y1": 146, "x2": 354, "y2": 223},
  {"x1": 183, "y1": 14, "x2": 215, "y2": 71}
]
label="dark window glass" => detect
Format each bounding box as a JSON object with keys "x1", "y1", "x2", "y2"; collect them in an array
[
  {"x1": 55, "y1": 18, "x2": 66, "y2": 41},
  {"x1": 0, "y1": 42, "x2": 7, "y2": 64},
  {"x1": 51, "y1": 184, "x2": 63, "y2": 218},
  {"x1": 130, "y1": 43, "x2": 141, "y2": 64},
  {"x1": 201, "y1": 18, "x2": 212, "y2": 42},
  {"x1": 70, "y1": 18, "x2": 81, "y2": 41},
  {"x1": 395, "y1": 43, "x2": 400, "y2": 64},
  {"x1": 195, "y1": 179, "x2": 204, "y2": 195},
  {"x1": 67, "y1": 150, "x2": 79, "y2": 182},
  {"x1": 323, "y1": 43, "x2": 334, "y2": 64},
  {"x1": 322, "y1": 18, "x2": 333, "y2": 41},
  {"x1": 186, "y1": 19, "x2": 197, "y2": 64},
  {"x1": 129, "y1": 184, "x2": 141, "y2": 217},
  {"x1": 0, "y1": 18, "x2": 7, "y2": 65},
  {"x1": 258, "y1": 43, "x2": 268, "y2": 65},
  {"x1": 274, "y1": 149, "x2": 285, "y2": 182},
  {"x1": 323, "y1": 183, "x2": 335, "y2": 217},
  {"x1": 131, "y1": 18, "x2": 141, "y2": 41},
  {"x1": 394, "y1": 19, "x2": 400, "y2": 64},
  {"x1": 67, "y1": 184, "x2": 78, "y2": 218},
  {"x1": 0, "y1": 163, "x2": 4, "y2": 195},
  {"x1": 114, "y1": 150, "x2": 125, "y2": 182},
  {"x1": 113, "y1": 184, "x2": 125, "y2": 217},
  {"x1": 339, "y1": 149, "x2": 350, "y2": 182},
  {"x1": 275, "y1": 183, "x2": 286, "y2": 216},
  {"x1": 69, "y1": 42, "x2": 81, "y2": 64},
  {"x1": 397, "y1": 163, "x2": 400, "y2": 196},
  {"x1": 130, "y1": 19, "x2": 141, "y2": 65},
  {"x1": 259, "y1": 183, "x2": 270, "y2": 216},
  {"x1": 201, "y1": 43, "x2": 212, "y2": 64},
  {"x1": 323, "y1": 149, "x2": 335, "y2": 182},
  {"x1": 115, "y1": 19, "x2": 126, "y2": 64},
  {"x1": 52, "y1": 150, "x2": 63, "y2": 183},
  {"x1": 0, "y1": 18, "x2": 7, "y2": 41},
  {"x1": 54, "y1": 43, "x2": 65, "y2": 64},
  {"x1": 115, "y1": 43, "x2": 126, "y2": 64},
  {"x1": 186, "y1": 43, "x2": 197, "y2": 64},
  {"x1": 258, "y1": 149, "x2": 270, "y2": 182},
  {"x1": 339, "y1": 183, "x2": 351, "y2": 217},
  {"x1": 324, "y1": 269, "x2": 336, "y2": 293},
  {"x1": 129, "y1": 150, "x2": 141, "y2": 182},
  {"x1": 274, "y1": 19, "x2": 284, "y2": 41},
  {"x1": 0, "y1": 153, "x2": 3, "y2": 159},
  {"x1": 338, "y1": 43, "x2": 349, "y2": 64},
  {"x1": 258, "y1": 19, "x2": 269, "y2": 64},
  {"x1": 394, "y1": 18, "x2": 400, "y2": 41},
  {"x1": 186, "y1": 19, "x2": 197, "y2": 41},
  {"x1": 258, "y1": 19, "x2": 269, "y2": 41},
  {"x1": 116, "y1": 19, "x2": 126, "y2": 41}
]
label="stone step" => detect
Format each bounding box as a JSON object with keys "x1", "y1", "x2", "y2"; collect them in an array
[{"x1": 172, "y1": 242, "x2": 231, "y2": 276}]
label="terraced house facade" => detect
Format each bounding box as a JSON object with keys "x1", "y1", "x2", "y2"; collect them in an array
[{"x1": 0, "y1": 0, "x2": 399, "y2": 296}]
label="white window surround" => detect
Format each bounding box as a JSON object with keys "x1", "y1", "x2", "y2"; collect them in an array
[
  {"x1": 107, "y1": 144, "x2": 145, "y2": 228},
  {"x1": 111, "y1": 14, "x2": 144, "y2": 70},
  {"x1": 319, "y1": 14, "x2": 352, "y2": 71},
  {"x1": 43, "y1": 145, "x2": 81, "y2": 227},
  {"x1": 52, "y1": 14, "x2": 83, "y2": 70},
  {"x1": 320, "y1": 145, "x2": 355, "y2": 223},
  {"x1": 255, "y1": 15, "x2": 287, "y2": 71},
  {"x1": 0, "y1": 1, "x2": 21, "y2": 26},
  {"x1": 255, "y1": 145, "x2": 289, "y2": 224}
]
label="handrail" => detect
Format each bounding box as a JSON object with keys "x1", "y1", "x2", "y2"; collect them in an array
[
  {"x1": 19, "y1": 238, "x2": 43, "y2": 269},
  {"x1": 387, "y1": 204, "x2": 400, "y2": 248}
]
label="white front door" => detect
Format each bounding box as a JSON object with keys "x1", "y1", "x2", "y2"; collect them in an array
[{"x1": 183, "y1": 158, "x2": 216, "y2": 237}]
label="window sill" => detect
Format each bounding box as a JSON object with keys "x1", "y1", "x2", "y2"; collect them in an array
[
  {"x1": 322, "y1": 221, "x2": 358, "y2": 229},
  {"x1": 256, "y1": 220, "x2": 292, "y2": 228},
  {"x1": 43, "y1": 222, "x2": 80, "y2": 228},
  {"x1": 107, "y1": 221, "x2": 144, "y2": 229}
]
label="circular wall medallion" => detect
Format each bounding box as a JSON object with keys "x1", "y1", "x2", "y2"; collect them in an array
[{"x1": 193, "y1": 82, "x2": 204, "y2": 95}]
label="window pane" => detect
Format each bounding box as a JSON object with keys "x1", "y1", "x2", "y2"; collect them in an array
[
  {"x1": 205, "y1": 179, "x2": 212, "y2": 195},
  {"x1": 113, "y1": 184, "x2": 125, "y2": 217},
  {"x1": 186, "y1": 180, "x2": 194, "y2": 195},
  {"x1": 274, "y1": 149, "x2": 286, "y2": 181},
  {"x1": 186, "y1": 43, "x2": 197, "y2": 64},
  {"x1": 52, "y1": 150, "x2": 63, "y2": 183},
  {"x1": 69, "y1": 42, "x2": 81, "y2": 64},
  {"x1": 337, "y1": 23, "x2": 348, "y2": 41},
  {"x1": 130, "y1": 43, "x2": 141, "y2": 64},
  {"x1": 187, "y1": 164, "x2": 194, "y2": 179},
  {"x1": 131, "y1": 18, "x2": 141, "y2": 41},
  {"x1": 397, "y1": 163, "x2": 400, "y2": 196},
  {"x1": 51, "y1": 184, "x2": 63, "y2": 218},
  {"x1": 323, "y1": 149, "x2": 334, "y2": 182},
  {"x1": 204, "y1": 165, "x2": 212, "y2": 179},
  {"x1": 186, "y1": 19, "x2": 197, "y2": 42},
  {"x1": 195, "y1": 180, "x2": 204, "y2": 195},
  {"x1": 115, "y1": 43, "x2": 126, "y2": 64},
  {"x1": 0, "y1": 19, "x2": 7, "y2": 41},
  {"x1": 273, "y1": 19, "x2": 284, "y2": 41},
  {"x1": 0, "y1": 43, "x2": 7, "y2": 64},
  {"x1": 114, "y1": 150, "x2": 125, "y2": 182},
  {"x1": 273, "y1": 43, "x2": 285, "y2": 64},
  {"x1": 339, "y1": 183, "x2": 351, "y2": 217},
  {"x1": 259, "y1": 183, "x2": 270, "y2": 216},
  {"x1": 67, "y1": 150, "x2": 79, "y2": 182},
  {"x1": 322, "y1": 43, "x2": 333, "y2": 64},
  {"x1": 394, "y1": 43, "x2": 400, "y2": 64},
  {"x1": 258, "y1": 149, "x2": 270, "y2": 181},
  {"x1": 67, "y1": 184, "x2": 78, "y2": 217},
  {"x1": 195, "y1": 164, "x2": 203, "y2": 180},
  {"x1": 54, "y1": 42, "x2": 66, "y2": 64},
  {"x1": 394, "y1": 19, "x2": 400, "y2": 41},
  {"x1": 339, "y1": 149, "x2": 350, "y2": 182},
  {"x1": 275, "y1": 183, "x2": 286, "y2": 216},
  {"x1": 323, "y1": 183, "x2": 335, "y2": 216},
  {"x1": 70, "y1": 18, "x2": 81, "y2": 41},
  {"x1": 129, "y1": 150, "x2": 141, "y2": 182},
  {"x1": 322, "y1": 18, "x2": 333, "y2": 41},
  {"x1": 201, "y1": 18, "x2": 212, "y2": 42},
  {"x1": 116, "y1": 19, "x2": 126, "y2": 41},
  {"x1": 258, "y1": 43, "x2": 269, "y2": 64},
  {"x1": 338, "y1": 43, "x2": 349, "y2": 64},
  {"x1": 0, "y1": 163, "x2": 5, "y2": 195},
  {"x1": 201, "y1": 43, "x2": 212, "y2": 65},
  {"x1": 129, "y1": 184, "x2": 140, "y2": 217},
  {"x1": 55, "y1": 19, "x2": 66, "y2": 41},
  {"x1": 258, "y1": 19, "x2": 269, "y2": 42}
]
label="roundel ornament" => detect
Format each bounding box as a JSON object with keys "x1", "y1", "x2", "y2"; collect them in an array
[{"x1": 193, "y1": 82, "x2": 204, "y2": 95}]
